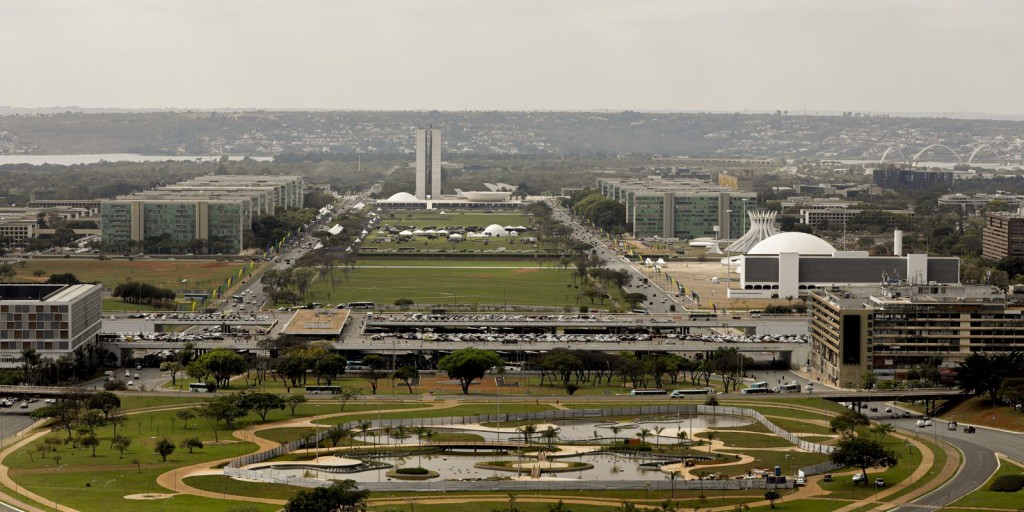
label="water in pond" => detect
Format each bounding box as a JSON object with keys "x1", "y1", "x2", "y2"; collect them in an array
[{"x1": 248, "y1": 415, "x2": 752, "y2": 483}]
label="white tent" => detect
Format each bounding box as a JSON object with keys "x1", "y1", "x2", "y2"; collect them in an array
[
  {"x1": 312, "y1": 242, "x2": 323, "y2": 250},
  {"x1": 656, "y1": 258, "x2": 667, "y2": 265},
  {"x1": 515, "y1": 226, "x2": 528, "y2": 231},
  {"x1": 327, "y1": 224, "x2": 344, "y2": 235},
  {"x1": 448, "y1": 233, "x2": 464, "y2": 241},
  {"x1": 399, "y1": 230, "x2": 413, "y2": 236},
  {"x1": 644, "y1": 258, "x2": 654, "y2": 267},
  {"x1": 352, "y1": 202, "x2": 366, "y2": 210},
  {"x1": 412, "y1": 229, "x2": 426, "y2": 235},
  {"x1": 360, "y1": 230, "x2": 368, "y2": 235}
]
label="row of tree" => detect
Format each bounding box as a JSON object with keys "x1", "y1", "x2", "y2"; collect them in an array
[{"x1": 111, "y1": 281, "x2": 176, "y2": 305}]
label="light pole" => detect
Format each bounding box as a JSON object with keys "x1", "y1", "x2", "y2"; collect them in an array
[
  {"x1": 315, "y1": 404, "x2": 320, "y2": 461},
  {"x1": 161, "y1": 495, "x2": 175, "y2": 512}
]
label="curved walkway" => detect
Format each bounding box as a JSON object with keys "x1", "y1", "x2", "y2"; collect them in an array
[{"x1": 154, "y1": 399, "x2": 462, "y2": 505}]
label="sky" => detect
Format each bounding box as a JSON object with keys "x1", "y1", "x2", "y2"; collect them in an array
[{"x1": 1, "y1": 0, "x2": 1021, "y2": 115}]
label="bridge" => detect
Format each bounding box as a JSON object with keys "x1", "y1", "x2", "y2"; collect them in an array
[
  {"x1": 879, "y1": 144, "x2": 999, "y2": 165},
  {"x1": 0, "y1": 385, "x2": 96, "y2": 398},
  {"x1": 425, "y1": 440, "x2": 527, "y2": 452}
]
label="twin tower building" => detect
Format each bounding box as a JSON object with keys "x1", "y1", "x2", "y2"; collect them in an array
[{"x1": 415, "y1": 127, "x2": 442, "y2": 200}]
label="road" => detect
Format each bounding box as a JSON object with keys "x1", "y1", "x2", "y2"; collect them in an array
[{"x1": 549, "y1": 201, "x2": 681, "y2": 314}]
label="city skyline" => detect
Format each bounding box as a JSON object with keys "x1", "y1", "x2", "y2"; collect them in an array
[{"x1": 1, "y1": 1, "x2": 1023, "y2": 116}]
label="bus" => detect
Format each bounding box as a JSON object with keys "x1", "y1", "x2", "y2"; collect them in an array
[
  {"x1": 346, "y1": 360, "x2": 370, "y2": 371},
  {"x1": 689, "y1": 312, "x2": 717, "y2": 320},
  {"x1": 231, "y1": 295, "x2": 244, "y2": 303},
  {"x1": 630, "y1": 388, "x2": 668, "y2": 396},
  {"x1": 749, "y1": 381, "x2": 769, "y2": 390},
  {"x1": 742, "y1": 387, "x2": 774, "y2": 394},
  {"x1": 304, "y1": 386, "x2": 341, "y2": 395},
  {"x1": 347, "y1": 302, "x2": 376, "y2": 310},
  {"x1": 189, "y1": 382, "x2": 211, "y2": 393},
  {"x1": 776, "y1": 383, "x2": 802, "y2": 393},
  {"x1": 670, "y1": 388, "x2": 714, "y2": 398}
]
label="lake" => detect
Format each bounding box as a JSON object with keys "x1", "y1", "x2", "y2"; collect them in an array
[{"x1": 0, "y1": 154, "x2": 273, "y2": 166}]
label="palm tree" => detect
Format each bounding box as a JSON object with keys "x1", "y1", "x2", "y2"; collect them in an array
[
  {"x1": 676, "y1": 430, "x2": 688, "y2": 445},
  {"x1": 610, "y1": 425, "x2": 622, "y2": 442},
  {"x1": 390, "y1": 425, "x2": 410, "y2": 445},
  {"x1": 517, "y1": 423, "x2": 538, "y2": 444},
  {"x1": 357, "y1": 420, "x2": 373, "y2": 443},
  {"x1": 653, "y1": 426, "x2": 664, "y2": 448},
  {"x1": 540, "y1": 426, "x2": 560, "y2": 449},
  {"x1": 705, "y1": 431, "x2": 717, "y2": 454},
  {"x1": 636, "y1": 428, "x2": 652, "y2": 445}
]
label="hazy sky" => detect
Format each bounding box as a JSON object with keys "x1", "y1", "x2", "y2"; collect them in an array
[{"x1": 1, "y1": 0, "x2": 1021, "y2": 115}]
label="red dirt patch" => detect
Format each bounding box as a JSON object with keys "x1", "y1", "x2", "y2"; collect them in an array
[{"x1": 512, "y1": 268, "x2": 540, "y2": 274}]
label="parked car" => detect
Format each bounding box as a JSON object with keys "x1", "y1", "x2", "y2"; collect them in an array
[
  {"x1": 875, "y1": 477, "x2": 886, "y2": 488},
  {"x1": 852, "y1": 473, "x2": 866, "y2": 484},
  {"x1": 823, "y1": 474, "x2": 833, "y2": 482},
  {"x1": 963, "y1": 426, "x2": 976, "y2": 433}
]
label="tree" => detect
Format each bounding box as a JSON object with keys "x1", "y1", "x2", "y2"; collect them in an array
[
  {"x1": 437, "y1": 348, "x2": 503, "y2": 395},
  {"x1": 111, "y1": 435, "x2": 132, "y2": 458},
  {"x1": 284, "y1": 479, "x2": 370, "y2": 512},
  {"x1": 154, "y1": 437, "x2": 176, "y2": 462},
  {"x1": 830, "y1": 436, "x2": 899, "y2": 481},
  {"x1": 362, "y1": 354, "x2": 388, "y2": 394},
  {"x1": 0, "y1": 263, "x2": 17, "y2": 282},
  {"x1": 315, "y1": 354, "x2": 347, "y2": 386},
  {"x1": 764, "y1": 490, "x2": 781, "y2": 509},
  {"x1": 176, "y1": 409, "x2": 196, "y2": 429},
  {"x1": 540, "y1": 426, "x2": 560, "y2": 448},
  {"x1": 517, "y1": 424, "x2": 538, "y2": 444},
  {"x1": 195, "y1": 350, "x2": 248, "y2": 388},
  {"x1": 195, "y1": 396, "x2": 246, "y2": 442},
  {"x1": 32, "y1": 400, "x2": 81, "y2": 441},
  {"x1": 76, "y1": 408, "x2": 107, "y2": 436},
  {"x1": 635, "y1": 428, "x2": 652, "y2": 444},
  {"x1": 46, "y1": 273, "x2": 81, "y2": 285},
  {"x1": 394, "y1": 298, "x2": 414, "y2": 309},
  {"x1": 285, "y1": 394, "x2": 308, "y2": 416},
  {"x1": 79, "y1": 434, "x2": 100, "y2": 457},
  {"x1": 337, "y1": 389, "x2": 360, "y2": 411},
  {"x1": 830, "y1": 410, "x2": 870, "y2": 438},
  {"x1": 161, "y1": 361, "x2": 186, "y2": 386},
  {"x1": 624, "y1": 293, "x2": 648, "y2": 309},
  {"x1": 394, "y1": 366, "x2": 418, "y2": 394},
  {"x1": 862, "y1": 370, "x2": 878, "y2": 390},
  {"x1": 180, "y1": 437, "x2": 204, "y2": 454},
  {"x1": 87, "y1": 391, "x2": 121, "y2": 419},
  {"x1": 237, "y1": 391, "x2": 286, "y2": 422}
]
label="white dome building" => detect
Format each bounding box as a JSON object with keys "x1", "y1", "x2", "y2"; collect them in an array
[
  {"x1": 748, "y1": 232, "x2": 835, "y2": 256},
  {"x1": 483, "y1": 224, "x2": 508, "y2": 237},
  {"x1": 385, "y1": 192, "x2": 418, "y2": 202}
]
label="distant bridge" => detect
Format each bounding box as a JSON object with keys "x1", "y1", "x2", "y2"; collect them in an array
[{"x1": 878, "y1": 144, "x2": 997, "y2": 165}]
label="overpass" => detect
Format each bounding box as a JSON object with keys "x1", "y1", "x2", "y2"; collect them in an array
[
  {"x1": 815, "y1": 388, "x2": 965, "y2": 414},
  {"x1": 0, "y1": 385, "x2": 95, "y2": 399}
]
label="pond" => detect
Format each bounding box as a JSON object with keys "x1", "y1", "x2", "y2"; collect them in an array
[{"x1": 245, "y1": 415, "x2": 754, "y2": 484}]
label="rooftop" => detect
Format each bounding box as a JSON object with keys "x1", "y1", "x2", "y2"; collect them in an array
[{"x1": 280, "y1": 308, "x2": 350, "y2": 336}]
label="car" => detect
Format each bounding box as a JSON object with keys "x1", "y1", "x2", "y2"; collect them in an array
[
  {"x1": 916, "y1": 419, "x2": 926, "y2": 428},
  {"x1": 19, "y1": 401, "x2": 28, "y2": 409},
  {"x1": 901, "y1": 412, "x2": 912, "y2": 418},
  {"x1": 795, "y1": 477, "x2": 806, "y2": 486},
  {"x1": 127, "y1": 380, "x2": 134, "y2": 387},
  {"x1": 924, "y1": 420, "x2": 933, "y2": 427},
  {"x1": 124, "y1": 370, "x2": 131, "y2": 377},
  {"x1": 669, "y1": 390, "x2": 689, "y2": 399},
  {"x1": 852, "y1": 473, "x2": 866, "y2": 484},
  {"x1": 870, "y1": 407, "x2": 879, "y2": 412},
  {"x1": 964, "y1": 426, "x2": 976, "y2": 433},
  {"x1": 885, "y1": 407, "x2": 893, "y2": 413},
  {"x1": 875, "y1": 477, "x2": 886, "y2": 488},
  {"x1": 822, "y1": 474, "x2": 833, "y2": 482}
]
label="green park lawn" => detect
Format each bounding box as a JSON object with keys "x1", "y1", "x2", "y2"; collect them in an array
[
  {"x1": 302, "y1": 261, "x2": 621, "y2": 309},
  {"x1": 314, "y1": 403, "x2": 556, "y2": 425},
  {"x1": 13, "y1": 258, "x2": 242, "y2": 292},
  {"x1": 378, "y1": 211, "x2": 531, "y2": 230},
  {"x1": 696, "y1": 430, "x2": 795, "y2": 449},
  {"x1": 362, "y1": 231, "x2": 560, "y2": 253},
  {"x1": 950, "y1": 458, "x2": 1024, "y2": 509}
]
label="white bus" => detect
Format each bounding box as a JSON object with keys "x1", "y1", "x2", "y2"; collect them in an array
[
  {"x1": 742, "y1": 387, "x2": 774, "y2": 395},
  {"x1": 776, "y1": 383, "x2": 802, "y2": 393},
  {"x1": 630, "y1": 389, "x2": 668, "y2": 396},
  {"x1": 347, "y1": 301, "x2": 376, "y2": 310}
]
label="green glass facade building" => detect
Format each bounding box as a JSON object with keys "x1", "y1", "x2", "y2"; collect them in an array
[
  {"x1": 101, "y1": 175, "x2": 303, "y2": 254},
  {"x1": 597, "y1": 177, "x2": 756, "y2": 240}
]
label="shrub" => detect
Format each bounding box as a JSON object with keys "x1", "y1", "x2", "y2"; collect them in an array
[
  {"x1": 104, "y1": 379, "x2": 128, "y2": 391},
  {"x1": 990, "y1": 474, "x2": 1024, "y2": 492},
  {"x1": 396, "y1": 467, "x2": 430, "y2": 475}
]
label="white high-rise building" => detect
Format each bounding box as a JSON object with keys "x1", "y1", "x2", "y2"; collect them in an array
[{"x1": 415, "y1": 128, "x2": 442, "y2": 200}]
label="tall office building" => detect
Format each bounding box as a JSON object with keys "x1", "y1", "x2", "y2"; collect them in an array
[{"x1": 415, "y1": 128, "x2": 442, "y2": 200}]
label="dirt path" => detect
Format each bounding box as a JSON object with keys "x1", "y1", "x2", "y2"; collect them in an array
[{"x1": 0, "y1": 421, "x2": 75, "y2": 512}]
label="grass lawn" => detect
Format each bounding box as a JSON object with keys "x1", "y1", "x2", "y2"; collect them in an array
[
  {"x1": 13, "y1": 468, "x2": 281, "y2": 512},
  {"x1": 101, "y1": 298, "x2": 164, "y2": 312},
  {"x1": 379, "y1": 211, "x2": 531, "y2": 230},
  {"x1": 429, "y1": 432, "x2": 486, "y2": 442},
  {"x1": 13, "y1": 259, "x2": 242, "y2": 292},
  {"x1": 185, "y1": 474, "x2": 304, "y2": 501},
  {"x1": 302, "y1": 262, "x2": 611, "y2": 309},
  {"x1": 950, "y1": 457, "x2": 1024, "y2": 509},
  {"x1": 117, "y1": 395, "x2": 210, "y2": 411},
  {"x1": 766, "y1": 418, "x2": 833, "y2": 436},
  {"x1": 362, "y1": 231, "x2": 560, "y2": 253}
]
